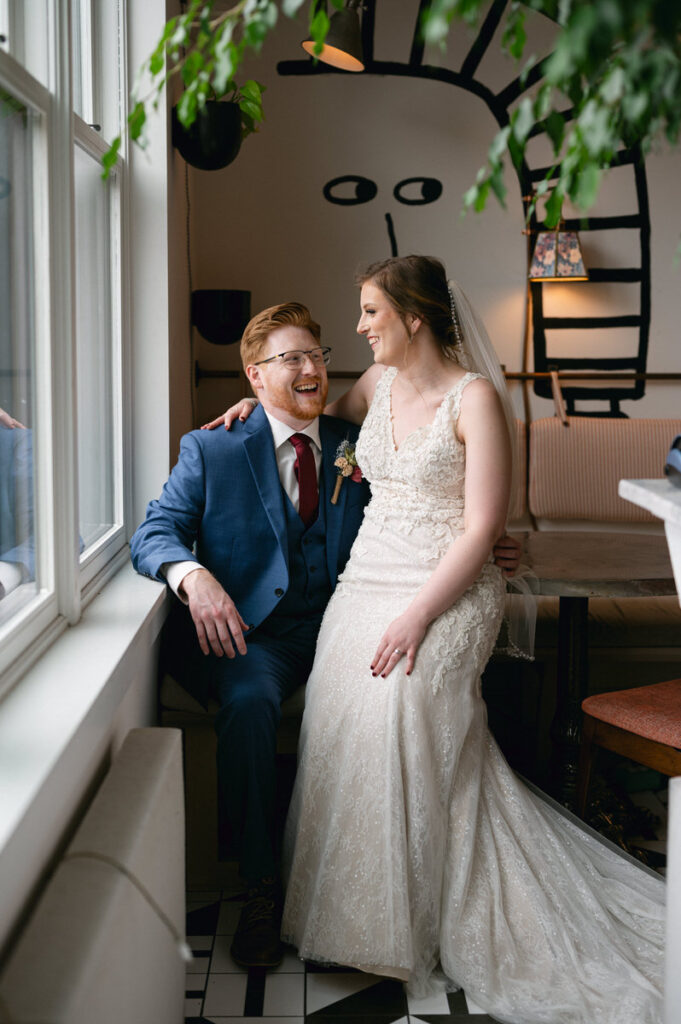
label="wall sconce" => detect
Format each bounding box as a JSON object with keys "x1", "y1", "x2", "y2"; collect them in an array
[
  {"x1": 192, "y1": 289, "x2": 251, "y2": 345},
  {"x1": 302, "y1": 1, "x2": 364, "y2": 72},
  {"x1": 529, "y1": 228, "x2": 588, "y2": 282}
]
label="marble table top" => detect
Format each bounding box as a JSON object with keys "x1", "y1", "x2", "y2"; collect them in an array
[
  {"x1": 619, "y1": 477, "x2": 681, "y2": 528},
  {"x1": 521, "y1": 530, "x2": 676, "y2": 598}
]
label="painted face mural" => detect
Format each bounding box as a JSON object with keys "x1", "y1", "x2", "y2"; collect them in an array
[{"x1": 193, "y1": 14, "x2": 527, "y2": 392}]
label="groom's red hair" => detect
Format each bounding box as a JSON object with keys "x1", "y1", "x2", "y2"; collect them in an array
[{"x1": 240, "y1": 302, "x2": 322, "y2": 369}]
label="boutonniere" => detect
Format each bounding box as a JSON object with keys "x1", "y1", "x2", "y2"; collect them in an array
[{"x1": 331, "y1": 440, "x2": 363, "y2": 504}]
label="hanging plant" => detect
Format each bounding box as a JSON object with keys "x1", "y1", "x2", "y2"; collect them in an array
[{"x1": 171, "y1": 80, "x2": 265, "y2": 170}]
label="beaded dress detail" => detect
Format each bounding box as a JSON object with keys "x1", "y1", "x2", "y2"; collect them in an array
[{"x1": 281, "y1": 367, "x2": 664, "y2": 1023}]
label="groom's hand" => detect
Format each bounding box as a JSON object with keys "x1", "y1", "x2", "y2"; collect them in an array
[
  {"x1": 492, "y1": 532, "x2": 522, "y2": 577},
  {"x1": 181, "y1": 568, "x2": 250, "y2": 658}
]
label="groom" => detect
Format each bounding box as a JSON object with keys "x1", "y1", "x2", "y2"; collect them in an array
[{"x1": 130, "y1": 301, "x2": 520, "y2": 970}]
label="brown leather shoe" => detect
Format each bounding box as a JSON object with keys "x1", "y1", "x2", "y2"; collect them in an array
[{"x1": 230, "y1": 880, "x2": 284, "y2": 969}]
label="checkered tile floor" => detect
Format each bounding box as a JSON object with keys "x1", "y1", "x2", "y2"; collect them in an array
[
  {"x1": 184, "y1": 888, "x2": 500, "y2": 1023},
  {"x1": 184, "y1": 777, "x2": 668, "y2": 1024}
]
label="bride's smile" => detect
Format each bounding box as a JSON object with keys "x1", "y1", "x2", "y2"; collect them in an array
[{"x1": 357, "y1": 282, "x2": 414, "y2": 366}]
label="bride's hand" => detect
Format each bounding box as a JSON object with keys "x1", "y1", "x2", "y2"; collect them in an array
[
  {"x1": 201, "y1": 398, "x2": 258, "y2": 430},
  {"x1": 371, "y1": 611, "x2": 428, "y2": 679}
]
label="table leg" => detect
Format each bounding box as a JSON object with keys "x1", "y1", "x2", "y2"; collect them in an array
[{"x1": 550, "y1": 595, "x2": 589, "y2": 806}]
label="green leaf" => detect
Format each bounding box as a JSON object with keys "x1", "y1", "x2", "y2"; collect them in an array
[
  {"x1": 533, "y1": 82, "x2": 552, "y2": 122},
  {"x1": 544, "y1": 186, "x2": 564, "y2": 228},
  {"x1": 240, "y1": 79, "x2": 264, "y2": 102},
  {"x1": 489, "y1": 164, "x2": 507, "y2": 207},
  {"x1": 577, "y1": 99, "x2": 614, "y2": 158},
  {"x1": 181, "y1": 49, "x2": 204, "y2": 88},
  {"x1": 177, "y1": 88, "x2": 198, "y2": 128},
  {"x1": 213, "y1": 33, "x2": 236, "y2": 95},
  {"x1": 512, "y1": 97, "x2": 534, "y2": 144},
  {"x1": 502, "y1": 4, "x2": 527, "y2": 61},
  {"x1": 100, "y1": 136, "x2": 121, "y2": 180},
  {"x1": 127, "y1": 101, "x2": 146, "y2": 141},
  {"x1": 574, "y1": 161, "x2": 601, "y2": 210},
  {"x1": 239, "y1": 98, "x2": 262, "y2": 121},
  {"x1": 600, "y1": 65, "x2": 625, "y2": 105},
  {"x1": 244, "y1": 17, "x2": 270, "y2": 51},
  {"x1": 309, "y1": 8, "x2": 330, "y2": 55},
  {"x1": 545, "y1": 110, "x2": 565, "y2": 155},
  {"x1": 488, "y1": 124, "x2": 511, "y2": 164},
  {"x1": 473, "y1": 179, "x2": 490, "y2": 212},
  {"x1": 507, "y1": 133, "x2": 523, "y2": 170}
]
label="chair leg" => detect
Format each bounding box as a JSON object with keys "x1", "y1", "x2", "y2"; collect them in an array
[{"x1": 576, "y1": 715, "x2": 596, "y2": 819}]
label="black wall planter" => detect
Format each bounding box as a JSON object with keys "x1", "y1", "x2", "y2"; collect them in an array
[{"x1": 172, "y1": 100, "x2": 242, "y2": 171}]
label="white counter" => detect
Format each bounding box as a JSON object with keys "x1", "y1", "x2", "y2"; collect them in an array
[
  {"x1": 619, "y1": 476, "x2": 680, "y2": 1024},
  {"x1": 619, "y1": 478, "x2": 681, "y2": 603}
]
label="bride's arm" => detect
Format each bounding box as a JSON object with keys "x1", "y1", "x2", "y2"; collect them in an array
[
  {"x1": 372, "y1": 379, "x2": 511, "y2": 678},
  {"x1": 323, "y1": 363, "x2": 384, "y2": 424},
  {"x1": 201, "y1": 363, "x2": 384, "y2": 430}
]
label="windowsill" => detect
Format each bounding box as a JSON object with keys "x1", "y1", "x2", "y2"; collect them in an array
[{"x1": 0, "y1": 560, "x2": 169, "y2": 861}]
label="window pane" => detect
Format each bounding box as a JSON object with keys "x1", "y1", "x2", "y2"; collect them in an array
[
  {"x1": 0, "y1": 91, "x2": 38, "y2": 626},
  {"x1": 73, "y1": 143, "x2": 116, "y2": 553},
  {"x1": 93, "y1": 0, "x2": 122, "y2": 143},
  {"x1": 0, "y1": 1, "x2": 49, "y2": 88}
]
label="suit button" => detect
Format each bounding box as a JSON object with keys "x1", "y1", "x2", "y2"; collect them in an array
[
  {"x1": 275, "y1": 587, "x2": 284, "y2": 597},
  {"x1": 309, "y1": 566, "x2": 316, "y2": 573}
]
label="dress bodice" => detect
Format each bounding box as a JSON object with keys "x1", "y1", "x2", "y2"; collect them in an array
[{"x1": 355, "y1": 366, "x2": 484, "y2": 531}]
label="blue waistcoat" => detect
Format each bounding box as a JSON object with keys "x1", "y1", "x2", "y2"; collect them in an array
[{"x1": 268, "y1": 493, "x2": 333, "y2": 633}]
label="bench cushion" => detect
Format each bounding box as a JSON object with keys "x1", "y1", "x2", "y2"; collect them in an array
[{"x1": 529, "y1": 417, "x2": 681, "y2": 522}]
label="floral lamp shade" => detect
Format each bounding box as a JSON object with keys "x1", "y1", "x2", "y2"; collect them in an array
[{"x1": 529, "y1": 230, "x2": 588, "y2": 281}]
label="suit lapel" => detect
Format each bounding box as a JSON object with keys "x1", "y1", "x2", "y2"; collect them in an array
[
  {"x1": 319, "y1": 416, "x2": 350, "y2": 580},
  {"x1": 243, "y1": 406, "x2": 288, "y2": 567}
]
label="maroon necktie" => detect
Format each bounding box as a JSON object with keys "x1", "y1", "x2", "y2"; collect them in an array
[{"x1": 289, "y1": 433, "x2": 319, "y2": 528}]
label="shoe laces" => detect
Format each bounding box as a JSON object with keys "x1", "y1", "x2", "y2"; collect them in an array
[{"x1": 242, "y1": 892, "x2": 277, "y2": 927}]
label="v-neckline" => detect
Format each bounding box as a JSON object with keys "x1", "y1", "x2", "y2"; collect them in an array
[{"x1": 388, "y1": 369, "x2": 469, "y2": 453}]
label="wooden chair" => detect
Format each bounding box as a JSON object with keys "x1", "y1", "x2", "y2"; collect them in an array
[{"x1": 576, "y1": 678, "x2": 681, "y2": 817}]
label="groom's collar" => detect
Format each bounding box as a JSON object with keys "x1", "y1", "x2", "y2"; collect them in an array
[{"x1": 262, "y1": 408, "x2": 321, "y2": 452}]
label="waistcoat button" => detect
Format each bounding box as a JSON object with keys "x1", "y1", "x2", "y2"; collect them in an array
[{"x1": 274, "y1": 587, "x2": 284, "y2": 597}]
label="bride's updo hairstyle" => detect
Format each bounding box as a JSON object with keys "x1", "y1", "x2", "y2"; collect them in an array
[{"x1": 356, "y1": 255, "x2": 459, "y2": 361}]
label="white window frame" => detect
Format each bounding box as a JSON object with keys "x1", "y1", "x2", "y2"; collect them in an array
[{"x1": 0, "y1": 0, "x2": 130, "y2": 696}]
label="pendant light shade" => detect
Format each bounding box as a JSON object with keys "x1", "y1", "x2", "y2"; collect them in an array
[
  {"x1": 302, "y1": 1, "x2": 364, "y2": 72},
  {"x1": 529, "y1": 229, "x2": 588, "y2": 281}
]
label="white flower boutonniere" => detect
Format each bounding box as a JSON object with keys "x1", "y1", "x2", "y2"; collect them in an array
[{"x1": 331, "y1": 440, "x2": 363, "y2": 504}]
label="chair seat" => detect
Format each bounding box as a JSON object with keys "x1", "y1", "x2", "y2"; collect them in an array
[{"x1": 582, "y1": 678, "x2": 681, "y2": 749}]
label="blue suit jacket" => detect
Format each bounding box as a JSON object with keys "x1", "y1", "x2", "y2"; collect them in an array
[{"x1": 130, "y1": 406, "x2": 369, "y2": 630}]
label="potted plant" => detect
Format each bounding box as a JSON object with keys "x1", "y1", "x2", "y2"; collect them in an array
[{"x1": 171, "y1": 79, "x2": 265, "y2": 171}]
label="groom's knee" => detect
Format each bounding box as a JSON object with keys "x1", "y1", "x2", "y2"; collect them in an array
[{"x1": 215, "y1": 673, "x2": 282, "y2": 740}]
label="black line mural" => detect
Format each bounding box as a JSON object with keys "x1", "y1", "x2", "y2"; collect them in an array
[{"x1": 279, "y1": 0, "x2": 651, "y2": 416}]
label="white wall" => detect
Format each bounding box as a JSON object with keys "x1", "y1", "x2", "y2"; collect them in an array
[{"x1": 185, "y1": 3, "x2": 680, "y2": 429}]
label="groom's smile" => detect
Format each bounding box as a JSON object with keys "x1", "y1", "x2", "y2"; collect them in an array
[{"x1": 248, "y1": 325, "x2": 329, "y2": 428}]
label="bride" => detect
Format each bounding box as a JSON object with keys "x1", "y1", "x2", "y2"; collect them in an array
[{"x1": 215, "y1": 255, "x2": 664, "y2": 1023}]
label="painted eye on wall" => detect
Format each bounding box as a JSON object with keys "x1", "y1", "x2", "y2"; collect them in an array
[
  {"x1": 393, "y1": 177, "x2": 443, "y2": 205},
  {"x1": 323, "y1": 175, "x2": 378, "y2": 205}
]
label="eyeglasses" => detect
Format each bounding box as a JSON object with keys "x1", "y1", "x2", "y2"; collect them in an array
[{"x1": 254, "y1": 346, "x2": 332, "y2": 370}]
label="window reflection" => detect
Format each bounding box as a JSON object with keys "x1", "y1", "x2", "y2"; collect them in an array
[
  {"x1": 0, "y1": 92, "x2": 38, "y2": 624},
  {"x1": 73, "y1": 143, "x2": 116, "y2": 553}
]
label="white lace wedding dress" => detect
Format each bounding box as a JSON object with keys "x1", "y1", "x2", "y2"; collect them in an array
[{"x1": 281, "y1": 368, "x2": 665, "y2": 1024}]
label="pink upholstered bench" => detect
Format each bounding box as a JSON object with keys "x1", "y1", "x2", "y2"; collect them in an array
[{"x1": 576, "y1": 678, "x2": 681, "y2": 815}]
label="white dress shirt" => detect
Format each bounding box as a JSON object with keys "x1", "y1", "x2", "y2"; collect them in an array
[{"x1": 163, "y1": 410, "x2": 322, "y2": 600}]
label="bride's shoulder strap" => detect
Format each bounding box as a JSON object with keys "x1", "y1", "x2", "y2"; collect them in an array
[{"x1": 448, "y1": 370, "x2": 485, "y2": 420}]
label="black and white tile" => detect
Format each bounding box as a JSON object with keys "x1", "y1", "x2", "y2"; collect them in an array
[{"x1": 184, "y1": 890, "x2": 499, "y2": 1024}]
